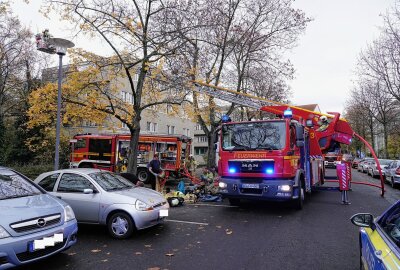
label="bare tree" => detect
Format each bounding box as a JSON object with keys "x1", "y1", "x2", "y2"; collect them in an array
[{"x1": 175, "y1": 0, "x2": 310, "y2": 167}]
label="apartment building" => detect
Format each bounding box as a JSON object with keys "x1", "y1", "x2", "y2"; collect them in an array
[{"x1": 42, "y1": 65, "x2": 197, "y2": 156}]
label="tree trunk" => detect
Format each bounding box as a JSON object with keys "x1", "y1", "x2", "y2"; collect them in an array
[
  {"x1": 127, "y1": 113, "x2": 142, "y2": 174},
  {"x1": 383, "y1": 123, "x2": 389, "y2": 158},
  {"x1": 206, "y1": 125, "x2": 217, "y2": 169}
]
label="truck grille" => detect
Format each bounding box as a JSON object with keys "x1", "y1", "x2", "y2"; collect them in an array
[
  {"x1": 228, "y1": 160, "x2": 274, "y2": 173},
  {"x1": 10, "y1": 214, "x2": 61, "y2": 233},
  {"x1": 16, "y1": 240, "x2": 65, "y2": 262}
]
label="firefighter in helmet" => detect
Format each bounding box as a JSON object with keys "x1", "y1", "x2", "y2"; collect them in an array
[{"x1": 317, "y1": 115, "x2": 330, "y2": 132}]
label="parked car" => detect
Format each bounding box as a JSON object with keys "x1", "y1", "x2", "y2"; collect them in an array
[
  {"x1": 352, "y1": 158, "x2": 362, "y2": 169},
  {"x1": 34, "y1": 169, "x2": 169, "y2": 239},
  {"x1": 0, "y1": 167, "x2": 78, "y2": 269},
  {"x1": 358, "y1": 158, "x2": 374, "y2": 173},
  {"x1": 384, "y1": 160, "x2": 400, "y2": 188},
  {"x1": 367, "y1": 159, "x2": 392, "y2": 178},
  {"x1": 351, "y1": 200, "x2": 400, "y2": 270}
]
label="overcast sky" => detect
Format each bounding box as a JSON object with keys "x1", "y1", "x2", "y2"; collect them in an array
[
  {"x1": 289, "y1": 0, "x2": 395, "y2": 114},
  {"x1": 13, "y1": 0, "x2": 396, "y2": 114}
]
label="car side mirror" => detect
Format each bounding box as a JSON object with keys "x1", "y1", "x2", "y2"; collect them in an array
[
  {"x1": 350, "y1": 213, "x2": 375, "y2": 229},
  {"x1": 306, "y1": 119, "x2": 313, "y2": 127},
  {"x1": 83, "y1": 188, "x2": 94, "y2": 194}
]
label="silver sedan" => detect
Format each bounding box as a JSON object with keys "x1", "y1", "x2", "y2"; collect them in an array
[{"x1": 34, "y1": 169, "x2": 169, "y2": 239}]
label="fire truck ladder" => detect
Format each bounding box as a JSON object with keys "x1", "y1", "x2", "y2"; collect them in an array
[
  {"x1": 191, "y1": 80, "x2": 385, "y2": 198},
  {"x1": 192, "y1": 80, "x2": 294, "y2": 110}
]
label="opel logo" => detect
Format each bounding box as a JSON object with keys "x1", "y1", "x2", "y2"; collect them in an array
[{"x1": 37, "y1": 218, "x2": 46, "y2": 227}]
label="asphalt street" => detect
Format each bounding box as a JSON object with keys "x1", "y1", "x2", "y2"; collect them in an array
[{"x1": 20, "y1": 168, "x2": 399, "y2": 270}]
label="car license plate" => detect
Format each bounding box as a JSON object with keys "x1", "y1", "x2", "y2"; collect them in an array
[
  {"x1": 159, "y1": 209, "x2": 168, "y2": 217},
  {"x1": 28, "y1": 233, "x2": 64, "y2": 252},
  {"x1": 242, "y1": 183, "x2": 259, "y2": 189}
]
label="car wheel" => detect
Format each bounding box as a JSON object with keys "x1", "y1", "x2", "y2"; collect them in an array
[
  {"x1": 107, "y1": 212, "x2": 135, "y2": 239},
  {"x1": 391, "y1": 178, "x2": 397, "y2": 189},
  {"x1": 228, "y1": 198, "x2": 240, "y2": 206},
  {"x1": 137, "y1": 168, "x2": 150, "y2": 183}
]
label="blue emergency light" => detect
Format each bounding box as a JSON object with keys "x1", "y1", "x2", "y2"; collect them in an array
[
  {"x1": 265, "y1": 168, "x2": 274, "y2": 174},
  {"x1": 283, "y1": 108, "x2": 293, "y2": 119},
  {"x1": 222, "y1": 115, "x2": 231, "y2": 123},
  {"x1": 229, "y1": 167, "x2": 237, "y2": 173}
]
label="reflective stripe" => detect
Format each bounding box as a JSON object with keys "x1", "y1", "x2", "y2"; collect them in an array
[{"x1": 283, "y1": 156, "x2": 300, "y2": 160}]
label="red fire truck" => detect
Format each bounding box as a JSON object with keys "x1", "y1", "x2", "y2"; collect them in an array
[
  {"x1": 69, "y1": 133, "x2": 192, "y2": 182},
  {"x1": 192, "y1": 81, "x2": 385, "y2": 209},
  {"x1": 324, "y1": 151, "x2": 343, "y2": 168}
]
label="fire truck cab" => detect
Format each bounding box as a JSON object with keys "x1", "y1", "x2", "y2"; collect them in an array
[{"x1": 217, "y1": 113, "x2": 324, "y2": 209}]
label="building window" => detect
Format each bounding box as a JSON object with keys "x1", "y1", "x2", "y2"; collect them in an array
[
  {"x1": 195, "y1": 147, "x2": 207, "y2": 155},
  {"x1": 183, "y1": 128, "x2": 190, "y2": 136},
  {"x1": 195, "y1": 124, "x2": 202, "y2": 130},
  {"x1": 83, "y1": 120, "x2": 97, "y2": 127},
  {"x1": 147, "y1": 122, "x2": 157, "y2": 132},
  {"x1": 197, "y1": 136, "x2": 207, "y2": 143},
  {"x1": 166, "y1": 104, "x2": 173, "y2": 114},
  {"x1": 167, "y1": 125, "x2": 175, "y2": 135},
  {"x1": 121, "y1": 91, "x2": 133, "y2": 104}
]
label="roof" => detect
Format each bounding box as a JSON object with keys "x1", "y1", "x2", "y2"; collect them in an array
[{"x1": 296, "y1": 104, "x2": 321, "y2": 113}]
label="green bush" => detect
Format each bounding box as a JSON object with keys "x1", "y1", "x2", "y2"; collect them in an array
[{"x1": 10, "y1": 163, "x2": 54, "y2": 180}]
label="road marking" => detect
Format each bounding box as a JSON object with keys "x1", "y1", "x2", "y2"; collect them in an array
[
  {"x1": 187, "y1": 203, "x2": 238, "y2": 208},
  {"x1": 165, "y1": 219, "x2": 209, "y2": 226}
]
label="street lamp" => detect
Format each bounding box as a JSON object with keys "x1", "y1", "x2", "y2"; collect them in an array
[{"x1": 36, "y1": 30, "x2": 75, "y2": 170}]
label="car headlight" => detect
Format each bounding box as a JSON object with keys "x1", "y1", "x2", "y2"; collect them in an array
[
  {"x1": 0, "y1": 226, "x2": 10, "y2": 239},
  {"x1": 135, "y1": 200, "x2": 153, "y2": 211},
  {"x1": 64, "y1": 205, "x2": 76, "y2": 222},
  {"x1": 278, "y1": 185, "x2": 291, "y2": 192}
]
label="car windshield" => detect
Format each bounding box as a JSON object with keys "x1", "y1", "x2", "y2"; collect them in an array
[
  {"x1": 0, "y1": 169, "x2": 42, "y2": 200},
  {"x1": 89, "y1": 172, "x2": 135, "y2": 191},
  {"x1": 380, "y1": 204, "x2": 400, "y2": 247},
  {"x1": 222, "y1": 121, "x2": 286, "y2": 151}
]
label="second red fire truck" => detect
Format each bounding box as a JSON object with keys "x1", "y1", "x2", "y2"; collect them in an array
[{"x1": 70, "y1": 133, "x2": 192, "y2": 182}]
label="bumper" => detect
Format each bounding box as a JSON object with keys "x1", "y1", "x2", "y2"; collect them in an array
[
  {"x1": 324, "y1": 161, "x2": 337, "y2": 168},
  {"x1": 372, "y1": 169, "x2": 384, "y2": 176},
  {"x1": 218, "y1": 178, "x2": 299, "y2": 202},
  {"x1": 131, "y1": 204, "x2": 170, "y2": 230},
  {"x1": 0, "y1": 220, "x2": 78, "y2": 269},
  {"x1": 393, "y1": 175, "x2": 400, "y2": 184}
]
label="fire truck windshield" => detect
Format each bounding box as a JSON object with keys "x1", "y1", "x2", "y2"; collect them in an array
[{"x1": 222, "y1": 121, "x2": 286, "y2": 151}]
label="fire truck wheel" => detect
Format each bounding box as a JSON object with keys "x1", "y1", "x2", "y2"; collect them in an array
[
  {"x1": 228, "y1": 198, "x2": 240, "y2": 206},
  {"x1": 293, "y1": 182, "x2": 305, "y2": 210},
  {"x1": 107, "y1": 212, "x2": 135, "y2": 239},
  {"x1": 137, "y1": 168, "x2": 150, "y2": 183}
]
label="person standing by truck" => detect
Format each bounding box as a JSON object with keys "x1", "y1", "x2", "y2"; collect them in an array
[{"x1": 148, "y1": 153, "x2": 164, "y2": 192}]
